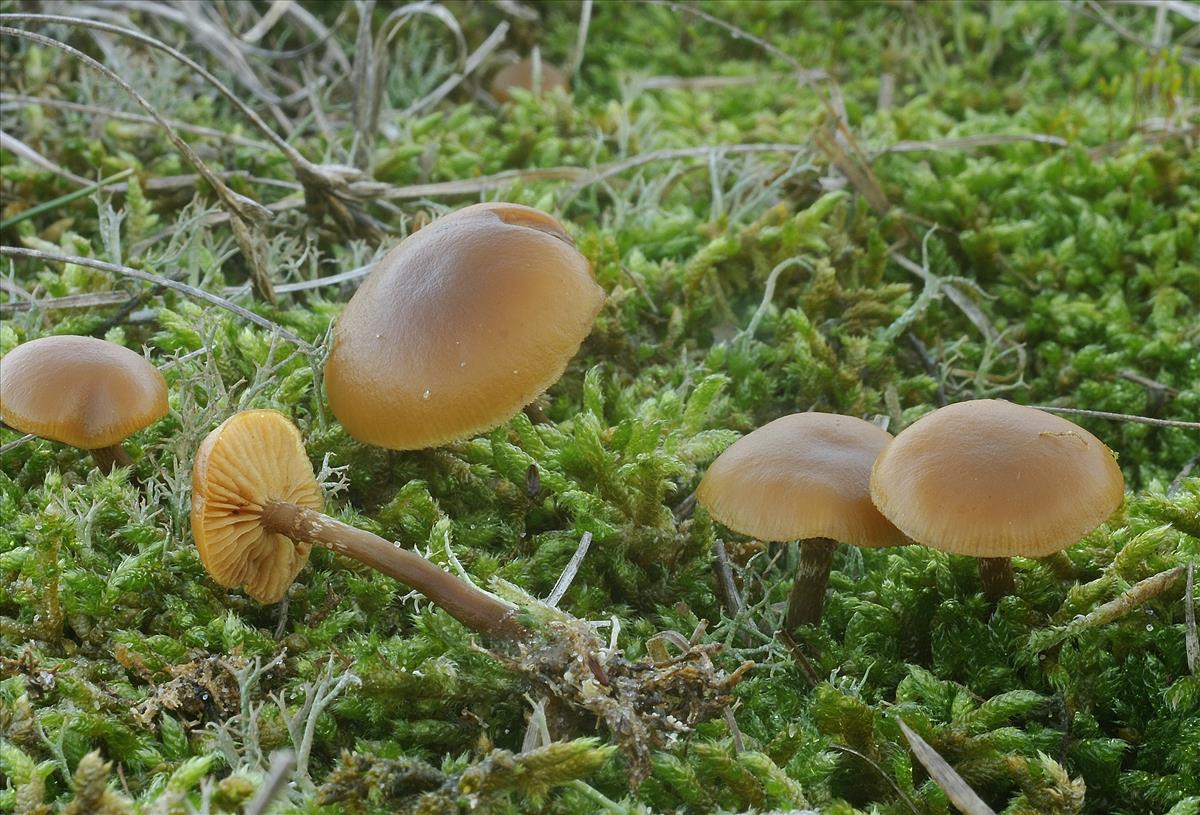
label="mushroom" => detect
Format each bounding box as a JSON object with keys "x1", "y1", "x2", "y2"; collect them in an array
[
  {"x1": 869, "y1": 399, "x2": 1124, "y2": 603},
  {"x1": 490, "y1": 56, "x2": 569, "y2": 103},
  {"x1": 697, "y1": 413, "x2": 907, "y2": 632},
  {"x1": 0, "y1": 335, "x2": 168, "y2": 473},
  {"x1": 191, "y1": 409, "x2": 524, "y2": 639},
  {"x1": 324, "y1": 202, "x2": 603, "y2": 450}
]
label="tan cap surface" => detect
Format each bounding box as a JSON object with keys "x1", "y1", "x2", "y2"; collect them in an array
[
  {"x1": 697, "y1": 412, "x2": 907, "y2": 548},
  {"x1": 870, "y1": 399, "x2": 1125, "y2": 558},
  {"x1": 0, "y1": 335, "x2": 168, "y2": 448},
  {"x1": 191, "y1": 410, "x2": 324, "y2": 603},
  {"x1": 491, "y1": 58, "x2": 569, "y2": 103},
  {"x1": 324, "y1": 202, "x2": 604, "y2": 450}
]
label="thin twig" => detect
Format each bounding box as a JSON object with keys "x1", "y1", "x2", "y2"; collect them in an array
[
  {"x1": 777, "y1": 629, "x2": 819, "y2": 687},
  {"x1": 243, "y1": 750, "x2": 295, "y2": 815},
  {"x1": 0, "y1": 246, "x2": 313, "y2": 352},
  {"x1": 0, "y1": 434, "x2": 37, "y2": 455},
  {"x1": 1186, "y1": 562, "x2": 1198, "y2": 675},
  {"x1": 546, "y1": 532, "x2": 593, "y2": 608},
  {"x1": 878, "y1": 133, "x2": 1069, "y2": 154},
  {"x1": 712, "y1": 539, "x2": 744, "y2": 620},
  {"x1": 1168, "y1": 450, "x2": 1200, "y2": 496},
  {"x1": 1030, "y1": 567, "x2": 1186, "y2": 654},
  {"x1": 1029, "y1": 405, "x2": 1200, "y2": 430}
]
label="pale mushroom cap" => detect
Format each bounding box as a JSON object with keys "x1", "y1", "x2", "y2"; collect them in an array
[
  {"x1": 491, "y1": 58, "x2": 569, "y2": 103},
  {"x1": 869, "y1": 399, "x2": 1125, "y2": 558},
  {"x1": 191, "y1": 410, "x2": 324, "y2": 603},
  {"x1": 0, "y1": 335, "x2": 168, "y2": 449},
  {"x1": 324, "y1": 202, "x2": 604, "y2": 450},
  {"x1": 697, "y1": 413, "x2": 908, "y2": 548}
]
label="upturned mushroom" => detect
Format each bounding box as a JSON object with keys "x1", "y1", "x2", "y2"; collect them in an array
[
  {"x1": 0, "y1": 335, "x2": 168, "y2": 472},
  {"x1": 697, "y1": 412, "x2": 907, "y2": 632},
  {"x1": 324, "y1": 202, "x2": 603, "y2": 450},
  {"x1": 490, "y1": 56, "x2": 569, "y2": 103},
  {"x1": 869, "y1": 399, "x2": 1125, "y2": 602},
  {"x1": 191, "y1": 409, "x2": 524, "y2": 639}
]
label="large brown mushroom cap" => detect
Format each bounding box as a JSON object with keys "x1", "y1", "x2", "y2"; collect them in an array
[
  {"x1": 0, "y1": 335, "x2": 168, "y2": 449},
  {"x1": 491, "y1": 58, "x2": 569, "y2": 103},
  {"x1": 324, "y1": 202, "x2": 604, "y2": 450},
  {"x1": 697, "y1": 412, "x2": 907, "y2": 548},
  {"x1": 191, "y1": 410, "x2": 324, "y2": 603},
  {"x1": 870, "y1": 399, "x2": 1125, "y2": 558}
]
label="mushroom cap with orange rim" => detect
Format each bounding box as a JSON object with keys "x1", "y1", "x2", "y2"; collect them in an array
[
  {"x1": 869, "y1": 399, "x2": 1125, "y2": 558},
  {"x1": 697, "y1": 412, "x2": 908, "y2": 548},
  {"x1": 491, "y1": 58, "x2": 569, "y2": 103},
  {"x1": 324, "y1": 202, "x2": 604, "y2": 451},
  {"x1": 191, "y1": 410, "x2": 324, "y2": 603},
  {"x1": 0, "y1": 335, "x2": 168, "y2": 449}
]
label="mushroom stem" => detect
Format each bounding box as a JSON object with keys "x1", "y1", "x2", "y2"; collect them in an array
[
  {"x1": 979, "y1": 557, "x2": 1015, "y2": 603},
  {"x1": 784, "y1": 537, "x2": 839, "y2": 632},
  {"x1": 259, "y1": 500, "x2": 526, "y2": 640},
  {"x1": 91, "y1": 443, "x2": 132, "y2": 473}
]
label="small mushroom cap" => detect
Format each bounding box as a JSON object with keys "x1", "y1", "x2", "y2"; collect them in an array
[
  {"x1": 869, "y1": 399, "x2": 1125, "y2": 558},
  {"x1": 0, "y1": 335, "x2": 168, "y2": 449},
  {"x1": 697, "y1": 413, "x2": 907, "y2": 548},
  {"x1": 491, "y1": 58, "x2": 569, "y2": 103},
  {"x1": 324, "y1": 202, "x2": 604, "y2": 450},
  {"x1": 191, "y1": 410, "x2": 324, "y2": 603}
]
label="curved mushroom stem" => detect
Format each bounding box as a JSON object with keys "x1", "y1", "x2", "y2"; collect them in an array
[
  {"x1": 979, "y1": 557, "x2": 1015, "y2": 603},
  {"x1": 260, "y1": 500, "x2": 525, "y2": 640},
  {"x1": 784, "y1": 537, "x2": 839, "y2": 632},
  {"x1": 91, "y1": 443, "x2": 132, "y2": 473}
]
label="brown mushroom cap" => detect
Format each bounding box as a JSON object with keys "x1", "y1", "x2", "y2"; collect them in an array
[
  {"x1": 0, "y1": 335, "x2": 168, "y2": 448},
  {"x1": 697, "y1": 412, "x2": 908, "y2": 548},
  {"x1": 869, "y1": 399, "x2": 1125, "y2": 558},
  {"x1": 324, "y1": 202, "x2": 604, "y2": 450},
  {"x1": 191, "y1": 410, "x2": 324, "y2": 603},
  {"x1": 491, "y1": 58, "x2": 569, "y2": 103}
]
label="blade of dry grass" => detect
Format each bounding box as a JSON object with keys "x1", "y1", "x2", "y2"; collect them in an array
[
  {"x1": 1, "y1": 23, "x2": 277, "y2": 301},
  {"x1": 0, "y1": 291, "x2": 133, "y2": 314},
  {"x1": 568, "y1": 0, "x2": 593, "y2": 79},
  {"x1": 0, "y1": 246, "x2": 313, "y2": 352},
  {"x1": 0, "y1": 93, "x2": 273, "y2": 150},
  {"x1": 897, "y1": 719, "x2": 996, "y2": 815},
  {"x1": 0, "y1": 13, "x2": 309, "y2": 182},
  {"x1": 880, "y1": 133, "x2": 1070, "y2": 154},
  {"x1": 0, "y1": 130, "x2": 93, "y2": 186}
]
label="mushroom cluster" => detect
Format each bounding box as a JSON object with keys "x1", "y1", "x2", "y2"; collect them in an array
[{"x1": 697, "y1": 399, "x2": 1125, "y2": 631}]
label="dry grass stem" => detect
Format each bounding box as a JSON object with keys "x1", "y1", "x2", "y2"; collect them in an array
[
  {"x1": 897, "y1": 719, "x2": 995, "y2": 815},
  {"x1": 0, "y1": 246, "x2": 313, "y2": 352},
  {"x1": 1029, "y1": 406, "x2": 1200, "y2": 430}
]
